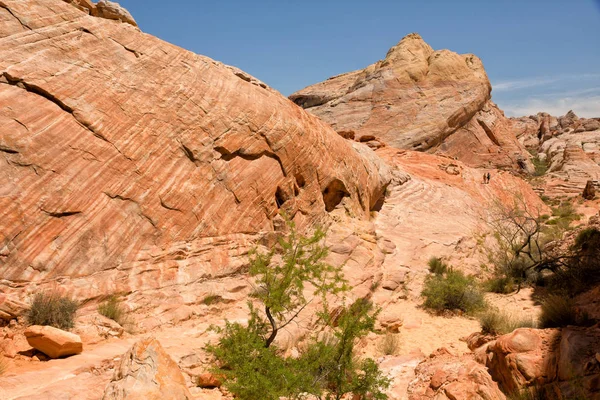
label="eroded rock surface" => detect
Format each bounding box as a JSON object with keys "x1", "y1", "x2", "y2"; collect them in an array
[
  {"x1": 486, "y1": 327, "x2": 600, "y2": 399},
  {"x1": 0, "y1": 0, "x2": 389, "y2": 302},
  {"x1": 290, "y1": 33, "x2": 532, "y2": 172},
  {"x1": 513, "y1": 110, "x2": 600, "y2": 197},
  {"x1": 102, "y1": 338, "x2": 192, "y2": 400},
  {"x1": 408, "y1": 348, "x2": 506, "y2": 400}
]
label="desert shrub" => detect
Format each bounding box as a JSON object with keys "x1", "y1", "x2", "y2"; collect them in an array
[
  {"x1": 545, "y1": 202, "x2": 580, "y2": 231},
  {"x1": 530, "y1": 153, "x2": 548, "y2": 177},
  {"x1": 539, "y1": 295, "x2": 590, "y2": 328},
  {"x1": 421, "y1": 270, "x2": 485, "y2": 314},
  {"x1": 546, "y1": 228, "x2": 600, "y2": 296},
  {"x1": 479, "y1": 309, "x2": 536, "y2": 335},
  {"x1": 98, "y1": 295, "x2": 128, "y2": 326},
  {"x1": 377, "y1": 333, "x2": 400, "y2": 356},
  {"x1": 201, "y1": 294, "x2": 223, "y2": 305},
  {"x1": 508, "y1": 382, "x2": 588, "y2": 400},
  {"x1": 427, "y1": 256, "x2": 448, "y2": 275},
  {"x1": 26, "y1": 292, "x2": 79, "y2": 330},
  {"x1": 484, "y1": 276, "x2": 515, "y2": 294}
]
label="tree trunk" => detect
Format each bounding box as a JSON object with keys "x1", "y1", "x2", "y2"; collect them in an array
[{"x1": 265, "y1": 306, "x2": 278, "y2": 348}]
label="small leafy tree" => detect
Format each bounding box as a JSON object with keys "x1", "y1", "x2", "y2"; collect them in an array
[
  {"x1": 207, "y1": 219, "x2": 390, "y2": 400},
  {"x1": 312, "y1": 299, "x2": 390, "y2": 400},
  {"x1": 248, "y1": 219, "x2": 347, "y2": 347}
]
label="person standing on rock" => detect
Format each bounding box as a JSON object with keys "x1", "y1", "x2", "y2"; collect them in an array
[{"x1": 487, "y1": 172, "x2": 491, "y2": 183}]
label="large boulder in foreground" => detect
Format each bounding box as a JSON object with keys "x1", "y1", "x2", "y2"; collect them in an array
[
  {"x1": 486, "y1": 327, "x2": 600, "y2": 399},
  {"x1": 290, "y1": 33, "x2": 532, "y2": 172},
  {"x1": 0, "y1": 0, "x2": 389, "y2": 300},
  {"x1": 102, "y1": 338, "x2": 193, "y2": 400},
  {"x1": 24, "y1": 325, "x2": 83, "y2": 358},
  {"x1": 407, "y1": 348, "x2": 506, "y2": 400}
]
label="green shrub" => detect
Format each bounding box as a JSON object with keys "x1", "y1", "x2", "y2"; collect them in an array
[
  {"x1": 421, "y1": 270, "x2": 485, "y2": 314},
  {"x1": 479, "y1": 309, "x2": 536, "y2": 335},
  {"x1": 484, "y1": 276, "x2": 515, "y2": 294},
  {"x1": 539, "y1": 295, "x2": 589, "y2": 328},
  {"x1": 427, "y1": 257, "x2": 448, "y2": 275},
  {"x1": 377, "y1": 333, "x2": 400, "y2": 356},
  {"x1": 547, "y1": 228, "x2": 600, "y2": 296},
  {"x1": 508, "y1": 382, "x2": 588, "y2": 400},
  {"x1": 26, "y1": 292, "x2": 79, "y2": 330},
  {"x1": 98, "y1": 295, "x2": 128, "y2": 326},
  {"x1": 530, "y1": 154, "x2": 548, "y2": 177},
  {"x1": 201, "y1": 294, "x2": 223, "y2": 305}
]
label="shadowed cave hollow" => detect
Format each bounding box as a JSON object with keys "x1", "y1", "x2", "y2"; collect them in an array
[{"x1": 322, "y1": 178, "x2": 349, "y2": 212}]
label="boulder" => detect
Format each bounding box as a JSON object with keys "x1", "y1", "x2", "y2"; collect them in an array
[
  {"x1": 381, "y1": 268, "x2": 409, "y2": 291},
  {"x1": 95, "y1": 0, "x2": 137, "y2": 26},
  {"x1": 195, "y1": 372, "x2": 222, "y2": 388},
  {"x1": 24, "y1": 325, "x2": 83, "y2": 358},
  {"x1": 407, "y1": 348, "x2": 506, "y2": 400},
  {"x1": 486, "y1": 326, "x2": 600, "y2": 398},
  {"x1": 0, "y1": 293, "x2": 28, "y2": 321},
  {"x1": 103, "y1": 338, "x2": 193, "y2": 400}
]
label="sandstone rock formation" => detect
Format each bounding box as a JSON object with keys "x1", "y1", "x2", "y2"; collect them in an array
[
  {"x1": 0, "y1": 293, "x2": 28, "y2": 321},
  {"x1": 407, "y1": 348, "x2": 506, "y2": 400},
  {"x1": 0, "y1": 0, "x2": 389, "y2": 302},
  {"x1": 24, "y1": 325, "x2": 83, "y2": 358},
  {"x1": 290, "y1": 33, "x2": 533, "y2": 172},
  {"x1": 486, "y1": 327, "x2": 600, "y2": 399},
  {"x1": 512, "y1": 110, "x2": 600, "y2": 196},
  {"x1": 102, "y1": 338, "x2": 193, "y2": 400},
  {"x1": 62, "y1": 0, "x2": 137, "y2": 26}
]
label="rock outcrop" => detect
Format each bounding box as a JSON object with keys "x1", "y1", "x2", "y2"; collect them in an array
[
  {"x1": 0, "y1": 0, "x2": 389, "y2": 301},
  {"x1": 407, "y1": 348, "x2": 506, "y2": 400},
  {"x1": 62, "y1": 0, "x2": 137, "y2": 26},
  {"x1": 486, "y1": 327, "x2": 600, "y2": 399},
  {"x1": 512, "y1": 110, "x2": 600, "y2": 196},
  {"x1": 102, "y1": 338, "x2": 193, "y2": 400},
  {"x1": 24, "y1": 325, "x2": 83, "y2": 358},
  {"x1": 290, "y1": 33, "x2": 533, "y2": 172}
]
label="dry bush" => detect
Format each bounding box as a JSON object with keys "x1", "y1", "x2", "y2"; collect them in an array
[
  {"x1": 377, "y1": 333, "x2": 400, "y2": 356},
  {"x1": 98, "y1": 295, "x2": 130, "y2": 327},
  {"x1": 479, "y1": 309, "x2": 536, "y2": 335},
  {"x1": 26, "y1": 292, "x2": 79, "y2": 330}
]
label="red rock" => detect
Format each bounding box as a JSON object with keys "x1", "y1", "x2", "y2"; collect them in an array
[
  {"x1": 195, "y1": 372, "x2": 222, "y2": 388},
  {"x1": 407, "y1": 348, "x2": 506, "y2": 400},
  {"x1": 0, "y1": 0, "x2": 389, "y2": 302},
  {"x1": 24, "y1": 325, "x2": 83, "y2": 359},
  {"x1": 102, "y1": 338, "x2": 193, "y2": 400}
]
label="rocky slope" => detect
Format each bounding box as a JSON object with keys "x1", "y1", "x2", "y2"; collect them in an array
[
  {"x1": 1, "y1": 1, "x2": 598, "y2": 399},
  {"x1": 0, "y1": 0, "x2": 390, "y2": 301},
  {"x1": 289, "y1": 33, "x2": 533, "y2": 172},
  {"x1": 512, "y1": 110, "x2": 600, "y2": 197}
]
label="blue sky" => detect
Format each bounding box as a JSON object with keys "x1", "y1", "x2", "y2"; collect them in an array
[{"x1": 120, "y1": 0, "x2": 600, "y2": 117}]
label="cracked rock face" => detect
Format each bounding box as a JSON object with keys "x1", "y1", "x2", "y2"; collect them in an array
[
  {"x1": 289, "y1": 33, "x2": 533, "y2": 172},
  {"x1": 102, "y1": 338, "x2": 193, "y2": 400},
  {"x1": 0, "y1": 0, "x2": 389, "y2": 299}
]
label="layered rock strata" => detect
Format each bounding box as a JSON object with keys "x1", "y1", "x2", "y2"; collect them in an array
[{"x1": 0, "y1": 0, "x2": 389, "y2": 299}]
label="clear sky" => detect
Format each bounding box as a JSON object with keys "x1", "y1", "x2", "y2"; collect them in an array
[{"x1": 120, "y1": 0, "x2": 600, "y2": 117}]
